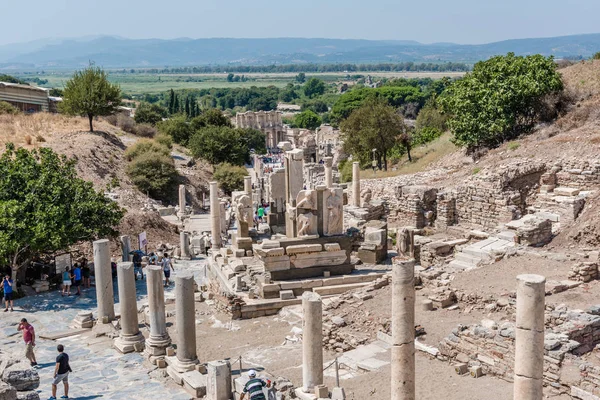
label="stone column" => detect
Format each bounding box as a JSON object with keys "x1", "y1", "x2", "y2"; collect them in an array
[
  {"x1": 352, "y1": 162, "x2": 360, "y2": 207},
  {"x1": 244, "y1": 176, "x2": 252, "y2": 196},
  {"x1": 324, "y1": 157, "x2": 333, "y2": 188},
  {"x1": 206, "y1": 360, "x2": 232, "y2": 400},
  {"x1": 178, "y1": 184, "x2": 186, "y2": 216},
  {"x1": 93, "y1": 239, "x2": 115, "y2": 323},
  {"x1": 120, "y1": 235, "x2": 131, "y2": 262},
  {"x1": 302, "y1": 292, "x2": 323, "y2": 392},
  {"x1": 514, "y1": 274, "x2": 546, "y2": 400},
  {"x1": 209, "y1": 181, "x2": 222, "y2": 250},
  {"x1": 172, "y1": 272, "x2": 199, "y2": 372},
  {"x1": 180, "y1": 231, "x2": 191, "y2": 260},
  {"x1": 144, "y1": 266, "x2": 171, "y2": 357},
  {"x1": 114, "y1": 262, "x2": 145, "y2": 353},
  {"x1": 391, "y1": 259, "x2": 415, "y2": 400}
]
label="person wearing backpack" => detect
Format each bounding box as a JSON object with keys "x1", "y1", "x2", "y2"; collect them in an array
[{"x1": 48, "y1": 344, "x2": 72, "y2": 400}]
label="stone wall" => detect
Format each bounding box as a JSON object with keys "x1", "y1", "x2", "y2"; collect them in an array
[{"x1": 556, "y1": 159, "x2": 600, "y2": 188}]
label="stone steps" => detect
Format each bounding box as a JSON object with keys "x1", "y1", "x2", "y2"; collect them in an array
[
  {"x1": 313, "y1": 282, "x2": 371, "y2": 296},
  {"x1": 449, "y1": 236, "x2": 515, "y2": 271}
]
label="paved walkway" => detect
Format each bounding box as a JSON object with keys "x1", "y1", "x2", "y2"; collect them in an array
[{"x1": 0, "y1": 259, "x2": 206, "y2": 400}]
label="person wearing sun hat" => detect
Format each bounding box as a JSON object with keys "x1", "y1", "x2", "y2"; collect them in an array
[{"x1": 240, "y1": 369, "x2": 271, "y2": 400}]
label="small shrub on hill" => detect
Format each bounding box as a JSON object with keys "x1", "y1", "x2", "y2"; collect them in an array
[
  {"x1": 155, "y1": 133, "x2": 173, "y2": 149},
  {"x1": 124, "y1": 139, "x2": 170, "y2": 161},
  {"x1": 126, "y1": 152, "x2": 178, "y2": 200},
  {"x1": 0, "y1": 101, "x2": 19, "y2": 115},
  {"x1": 213, "y1": 163, "x2": 248, "y2": 195},
  {"x1": 133, "y1": 123, "x2": 157, "y2": 138}
]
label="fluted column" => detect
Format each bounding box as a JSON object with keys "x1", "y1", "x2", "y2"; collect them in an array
[
  {"x1": 210, "y1": 181, "x2": 222, "y2": 249},
  {"x1": 144, "y1": 265, "x2": 171, "y2": 357}
]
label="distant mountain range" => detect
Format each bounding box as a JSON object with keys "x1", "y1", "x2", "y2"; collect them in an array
[{"x1": 0, "y1": 34, "x2": 599, "y2": 70}]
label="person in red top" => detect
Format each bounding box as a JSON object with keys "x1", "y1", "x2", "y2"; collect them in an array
[{"x1": 18, "y1": 318, "x2": 37, "y2": 367}]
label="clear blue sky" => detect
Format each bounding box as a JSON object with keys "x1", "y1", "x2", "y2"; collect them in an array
[{"x1": 2, "y1": 0, "x2": 600, "y2": 45}]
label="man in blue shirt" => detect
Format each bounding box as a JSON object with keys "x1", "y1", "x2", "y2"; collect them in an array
[
  {"x1": 3, "y1": 274, "x2": 14, "y2": 312},
  {"x1": 72, "y1": 264, "x2": 82, "y2": 296}
]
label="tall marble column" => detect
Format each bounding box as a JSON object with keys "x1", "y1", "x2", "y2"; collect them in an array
[
  {"x1": 244, "y1": 176, "x2": 252, "y2": 196},
  {"x1": 120, "y1": 235, "x2": 131, "y2": 262},
  {"x1": 178, "y1": 184, "x2": 186, "y2": 216},
  {"x1": 352, "y1": 162, "x2": 360, "y2": 207},
  {"x1": 324, "y1": 157, "x2": 333, "y2": 188},
  {"x1": 114, "y1": 262, "x2": 145, "y2": 353},
  {"x1": 302, "y1": 292, "x2": 323, "y2": 392},
  {"x1": 144, "y1": 266, "x2": 171, "y2": 357},
  {"x1": 180, "y1": 231, "x2": 191, "y2": 260},
  {"x1": 172, "y1": 272, "x2": 199, "y2": 372},
  {"x1": 391, "y1": 259, "x2": 415, "y2": 400},
  {"x1": 93, "y1": 239, "x2": 115, "y2": 323},
  {"x1": 209, "y1": 181, "x2": 222, "y2": 249},
  {"x1": 514, "y1": 274, "x2": 546, "y2": 400}
]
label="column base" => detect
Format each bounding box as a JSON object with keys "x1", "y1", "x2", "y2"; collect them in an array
[
  {"x1": 166, "y1": 355, "x2": 199, "y2": 373},
  {"x1": 114, "y1": 332, "x2": 145, "y2": 354},
  {"x1": 144, "y1": 335, "x2": 172, "y2": 357}
]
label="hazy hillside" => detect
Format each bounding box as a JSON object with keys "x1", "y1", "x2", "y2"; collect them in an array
[{"x1": 0, "y1": 34, "x2": 599, "y2": 69}]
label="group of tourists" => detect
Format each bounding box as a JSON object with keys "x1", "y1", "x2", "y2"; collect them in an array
[
  {"x1": 61, "y1": 261, "x2": 90, "y2": 297},
  {"x1": 16, "y1": 318, "x2": 72, "y2": 400}
]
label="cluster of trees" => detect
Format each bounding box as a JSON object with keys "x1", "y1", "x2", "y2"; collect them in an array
[
  {"x1": 167, "y1": 89, "x2": 200, "y2": 117},
  {"x1": 439, "y1": 53, "x2": 563, "y2": 149},
  {"x1": 126, "y1": 62, "x2": 471, "y2": 74},
  {"x1": 339, "y1": 52, "x2": 565, "y2": 171},
  {"x1": 0, "y1": 144, "x2": 124, "y2": 277},
  {"x1": 226, "y1": 73, "x2": 248, "y2": 82}
]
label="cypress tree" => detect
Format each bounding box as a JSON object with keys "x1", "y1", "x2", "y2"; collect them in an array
[
  {"x1": 168, "y1": 89, "x2": 175, "y2": 114},
  {"x1": 185, "y1": 96, "x2": 190, "y2": 117}
]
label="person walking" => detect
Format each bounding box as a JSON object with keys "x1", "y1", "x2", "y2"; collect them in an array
[
  {"x1": 132, "y1": 251, "x2": 144, "y2": 280},
  {"x1": 148, "y1": 252, "x2": 158, "y2": 265},
  {"x1": 257, "y1": 205, "x2": 265, "y2": 223},
  {"x1": 18, "y1": 318, "x2": 37, "y2": 367},
  {"x1": 48, "y1": 344, "x2": 72, "y2": 400},
  {"x1": 72, "y1": 264, "x2": 82, "y2": 296},
  {"x1": 240, "y1": 370, "x2": 271, "y2": 400},
  {"x1": 81, "y1": 262, "x2": 91, "y2": 289},
  {"x1": 161, "y1": 253, "x2": 174, "y2": 287},
  {"x1": 61, "y1": 268, "x2": 71, "y2": 297},
  {"x1": 3, "y1": 274, "x2": 14, "y2": 312}
]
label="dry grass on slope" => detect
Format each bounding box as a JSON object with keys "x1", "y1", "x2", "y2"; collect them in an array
[{"x1": 0, "y1": 113, "x2": 117, "y2": 150}]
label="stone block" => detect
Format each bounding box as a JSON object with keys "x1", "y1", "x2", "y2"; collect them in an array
[
  {"x1": 182, "y1": 370, "x2": 207, "y2": 398},
  {"x1": 315, "y1": 384, "x2": 329, "y2": 398},
  {"x1": 290, "y1": 250, "x2": 347, "y2": 269},
  {"x1": 2, "y1": 362, "x2": 39, "y2": 391},
  {"x1": 286, "y1": 244, "x2": 323, "y2": 255},
  {"x1": 454, "y1": 363, "x2": 468, "y2": 375},
  {"x1": 280, "y1": 290, "x2": 295, "y2": 300},
  {"x1": 469, "y1": 365, "x2": 483, "y2": 378},
  {"x1": 324, "y1": 243, "x2": 341, "y2": 252},
  {"x1": 554, "y1": 187, "x2": 580, "y2": 196}
]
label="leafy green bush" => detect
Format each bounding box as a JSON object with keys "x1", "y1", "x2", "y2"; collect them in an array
[
  {"x1": 157, "y1": 114, "x2": 193, "y2": 145},
  {"x1": 338, "y1": 159, "x2": 353, "y2": 183},
  {"x1": 155, "y1": 133, "x2": 173, "y2": 149},
  {"x1": 213, "y1": 163, "x2": 248, "y2": 195},
  {"x1": 415, "y1": 98, "x2": 447, "y2": 133},
  {"x1": 593, "y1": 52, "x2": 600, "y2": 60},
  {"x1": 0, "y1": 101, "x2": 19, "y2": 115},
  {"x1": 190, "y1": 109, "x2": 232, "y2": 129},
  {"x1": 134, "y1": 102, "x2": 167, "y2": 125},
  {"x1": 439, "y1": 53, "x2": 563, "y2": 149},
  {"x1": 126, "y1": 152, "x2": 178, "y2": 199},
  {"x1": 188, "y1": 126, "x2": 265, "y2": 165},
  {"x1": 295, "y1": 110, "x2": 322, "y2": 130},
  {"x1": 413, "y1": 127, "x2": 443, "y2": 146},
  {"x1": 124, "y1": 140, "x2": 170, "y2": 161}
]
